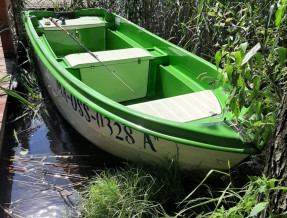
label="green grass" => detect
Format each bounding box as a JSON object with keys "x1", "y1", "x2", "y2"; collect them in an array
[
  {"x1": 81, "y1": 162, "x2": 190, "y2": 217},
  {"x1": 82, "y1": 166, "x2": 166, "y2": 217},
  {"x1": 81, "y1": 165, "x2": 287, "y2": 218}
]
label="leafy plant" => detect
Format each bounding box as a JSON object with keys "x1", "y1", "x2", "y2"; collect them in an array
[
  {"x1": 215, "y1": 0, "x2": 287, "y2": 147},
  {"x1": 176, "y1": 171, "x2": 287, "y2": 217}
]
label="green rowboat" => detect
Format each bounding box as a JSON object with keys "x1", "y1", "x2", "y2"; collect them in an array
[{"x1": 23, "y1": 9, "x2": 256, "y2": 170}]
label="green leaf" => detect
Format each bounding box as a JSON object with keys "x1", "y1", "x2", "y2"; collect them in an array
[
  {"x1": 225, "y1": 65, "x2": 233, "y2": 79},
  {"x1": 267, "y1": 4, "x2": 275, "y2": 27},
  {"x1": 225, "y1": 18, "x2": 233, "y2": 23},
  {"x1": 0, "y1": 87, "x2": 35, "y2": 108},
  {"x1": 240, "y1": 42, "x2": 248, "y2": 53},
  {"x1": 254, "y1": 121, "x2": 262, "y2": 126},
  {"x1": 215, "y1": 182, "x2": 232, "y2": 210},
  {"x1": 253, "y1": 76, "x2": 261, "y2": 89},
  {"x1": 224, "y1": 65, "x2": 232, "y2": 74},
  {"x1": 0, "y1": 74, "x2": 10, "y2": 83},
  {"x1": 265, "y1": 35, "x2": 270, "y2": 46},
  {"x1": 21, "y1": 81, "x2": 37, "y2": 98},
  {"x1": 256, "y1": 101, "x2": 262, "y2": 116},
  {"x1": 239, "y1": 88, "x2": 246, "y2": 108},
  {"x1": 234, "y1": 51, "x2": 243, "y2": 65},
  {"x1": 275, "y1": 6, "x2": 284, "y2": 27},
  {"x1": 276, "y1": 68, "x2": 285, "y2": 80},
  {"x1": 238, "y1": 75, "x2": 244, "y2": 87},
  {"x1": 230, "y1": 86, "x2": 237, "y2": 100},
  {"x1": 197, "y1": 0, "x2": 205, "y2": 26},
  {"x1": 241, "y1": 43, "x2": 261, "y2": 66},
  {"x1": 234, "y1": 104, "x2": 240, "y2": 118},
  {"x1": 222, "y1": 76, "x2": 227, "y2": 86},
  {"x1": 13, "y1": 129, "x2": 19, "y2": 144},
  {"x1": 215, "y1": 50, "x2": 222, "y2": 69},
  {"x1": 20, "y1": 149, "x2": 29, "y2": 156},
  {"x1": 254, "y1": 52, "x2": 263, "y2": 68},
  {"x1": 248, "y1": 176, "x2": 258, "y2": 182},
  {"x1": 272, "y1": 187, "x2": 287, "y2": 190},
  {"x1": 275, "y1": 47, "x2": 287, "y2": 66},
  {"x1": 248, "y1": 202, "x2": 268, "y2": 217},
  {"x1": 278, "y1": 211, "x2": 287, "y2": 217},
  {"x1": 268, "y1": 179, "x2": 278, "y2": 188},
  {"x1": 253, "y1": 76, "x2": 261, "y2": 98}
]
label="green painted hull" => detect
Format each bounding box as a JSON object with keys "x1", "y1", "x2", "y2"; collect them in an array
[{"x1": 23, "y1": 9, "x2": 257, "y2": 170}]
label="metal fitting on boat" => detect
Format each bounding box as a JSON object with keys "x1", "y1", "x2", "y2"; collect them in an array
[
  {"x1": 75, "y1": 28, "x2": 79, "y2": 39},
  {"x1": 59, "y1": 17, "x2": 66, "y2": 25}
]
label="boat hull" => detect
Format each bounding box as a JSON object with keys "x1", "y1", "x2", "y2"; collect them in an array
[{"x1": 36, "y1": 54, "x2": 248, "y2": 170}]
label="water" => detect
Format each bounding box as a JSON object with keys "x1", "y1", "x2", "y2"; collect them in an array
[{"x1": 0, "y1": 90, "x2": 123, "y2": 217}]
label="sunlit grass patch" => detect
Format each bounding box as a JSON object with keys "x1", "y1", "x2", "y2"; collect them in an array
[{"x1": 82, "y1": 166, "x2": 167, "y2": 217}]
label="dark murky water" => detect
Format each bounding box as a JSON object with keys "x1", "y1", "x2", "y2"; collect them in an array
[{"x1": 0, "y1": 87, "x2": 123, "y2": 217}]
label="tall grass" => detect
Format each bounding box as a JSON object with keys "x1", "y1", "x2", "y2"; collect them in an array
[
  {"x1": 82, "y1": 164, "x2": 186, "y2": 217},
  {"x1": 83, "y1": 167, "x2": 165, "y2": 217},
  {"x1": 81, "y1": 165, "x2": 287, "y2": 217}
]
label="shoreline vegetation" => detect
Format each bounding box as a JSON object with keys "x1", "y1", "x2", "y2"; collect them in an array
[
  {"x1": 8, "y1": 0, "x2": 287, "y2": 217},
  {"x1": 80, "y1": 163, "x2": 283, "y2": 217}
]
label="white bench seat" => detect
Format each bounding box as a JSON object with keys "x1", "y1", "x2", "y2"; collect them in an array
[
  {"x1": 127, "y1": 90, "x2": 222, "y2": 122},
  {"x1": 39, "y1": 16, "x2": 106, "y2": 30},
  {"x1": 65, "y1": 48, "x2": 153, "y2": 68}
]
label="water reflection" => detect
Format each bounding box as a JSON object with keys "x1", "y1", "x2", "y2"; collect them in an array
[{"x1": 0, "y1": 94, "x2": 123, "y2": 217}]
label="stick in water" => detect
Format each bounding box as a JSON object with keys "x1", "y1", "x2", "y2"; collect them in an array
[{"x1": 48, "y1": 17, "x2": 135, "y2": 93}]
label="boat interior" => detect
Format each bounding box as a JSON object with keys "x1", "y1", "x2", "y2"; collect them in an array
[{"x1": 29, "y1": 10, "x2": 226, "y2": 124}]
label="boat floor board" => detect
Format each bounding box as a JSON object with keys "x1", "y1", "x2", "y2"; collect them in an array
[{"x1": 127, "y1": 90, "x2": 221, "y2": 122}]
